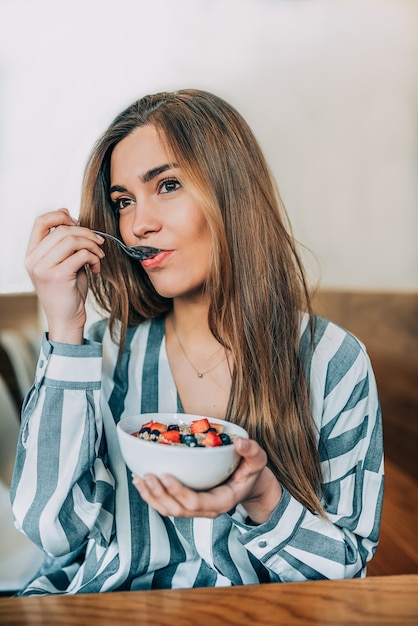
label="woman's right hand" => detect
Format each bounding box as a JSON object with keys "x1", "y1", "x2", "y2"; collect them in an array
[{"x1": 25, "y1": 209, "x2": 105, "y2": 344}]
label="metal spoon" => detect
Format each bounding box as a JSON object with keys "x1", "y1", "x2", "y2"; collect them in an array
[{"x1": 92, "y1": 230, "x2": 163, "y2": 260}]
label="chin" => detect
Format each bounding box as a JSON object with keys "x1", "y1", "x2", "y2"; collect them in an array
[{"x1": 150, "y1": 278, "x2": 206, "y2": 301}]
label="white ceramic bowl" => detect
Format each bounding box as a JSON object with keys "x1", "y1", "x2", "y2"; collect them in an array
[{"x1": 117, "y1": 412, "x2": 249, "y2": 491}]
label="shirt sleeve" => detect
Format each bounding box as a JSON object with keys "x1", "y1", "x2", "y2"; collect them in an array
[
  {"x1": 231, "y1": 328, "x2": 384, "y2": 581},
  {"x1": 10, "y1": 334, "x2": 116, "y2": 557}
]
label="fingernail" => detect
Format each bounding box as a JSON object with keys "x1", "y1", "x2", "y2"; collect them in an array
[
  {"x1": 95, "y1": 234, "x2": 105, "y2": 243},
  {"x1": 160, "y1": 474, "x2": 172, "y2": 488},
  {"x1": 132, "y1": 475, "x2": 143, "y2": 488},
  {"x1": 144, "y1": 475, "x2": 156, "y2": 489},
  {"x1": 237, "y1": 437, "x2": 249, "y2": 452}
]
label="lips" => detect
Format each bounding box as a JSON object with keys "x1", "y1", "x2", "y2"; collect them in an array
[{"x1": 141, "y1": 250, "x2": 172, "y2": 269}]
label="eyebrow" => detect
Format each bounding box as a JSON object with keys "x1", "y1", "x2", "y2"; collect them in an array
[{"x1": 109, "y1": 163, "x2": 178, "y2": 194}]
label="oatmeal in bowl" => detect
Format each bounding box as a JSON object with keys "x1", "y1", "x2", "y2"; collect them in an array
[{"x1": 117, "y1": 413, "x2": 249, "y2": 490}]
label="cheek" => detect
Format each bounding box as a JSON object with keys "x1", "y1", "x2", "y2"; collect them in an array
[
  {"x1": 189, "y1": 231, "x2": 212, "y2": 274},
  {"x1": 193, "y1": 215, "x2": 213, "y2": 250},
  {"x1": 174, "y1": 211, "x2": 212, "y2": 259},
  {"x1": 117, "y1": 214, "x2": 133, "y2": 244}
]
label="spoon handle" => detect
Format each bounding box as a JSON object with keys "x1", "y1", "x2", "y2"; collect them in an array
[
  {"x1": 91, "y1": 230, "x2": 161, "y2": 260},
  {"x1": 92, "y1": 230, "x2": 126, "y2": 246}
]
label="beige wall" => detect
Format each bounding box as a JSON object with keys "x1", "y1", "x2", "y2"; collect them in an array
[{"x1": 0, "y1": 0, "x2": 417, "y2": 293}]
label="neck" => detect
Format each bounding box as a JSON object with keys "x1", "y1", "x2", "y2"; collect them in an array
[
  {"x1": 166, "y1": 299, "x2": 229, "y2": 379},
  {"x1": 170, "y1": 297, "x2": 211, "y2": 339}
]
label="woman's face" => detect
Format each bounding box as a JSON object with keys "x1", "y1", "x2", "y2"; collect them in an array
[{"x1": 109, "y1": 125, "x2": 212, "y2": 300}]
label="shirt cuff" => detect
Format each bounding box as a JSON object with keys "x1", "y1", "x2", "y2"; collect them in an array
[
  {"x1": 36, "y1": 333, "x2": 102, "y2": 387},
  {"x1": 231, "y1": 488, "x2": 307, "y2": 562}
]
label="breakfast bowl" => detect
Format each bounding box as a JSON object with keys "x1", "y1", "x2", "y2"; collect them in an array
[{"x1": 116, "y1": 412, "x2": 249, "y2": 491}]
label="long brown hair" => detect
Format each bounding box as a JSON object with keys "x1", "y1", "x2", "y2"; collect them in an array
[{"x1": 79, "y1": 89, "x2": 324, "y2": 515}]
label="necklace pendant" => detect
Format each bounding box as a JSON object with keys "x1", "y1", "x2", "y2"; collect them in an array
[{"x1": 172, "y1": 320, "x2": 228, "y2": 380}]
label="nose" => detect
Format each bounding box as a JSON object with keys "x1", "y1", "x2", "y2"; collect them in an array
[{"x1": 130, "y1": 196, "x2": 162, "y2": 241}]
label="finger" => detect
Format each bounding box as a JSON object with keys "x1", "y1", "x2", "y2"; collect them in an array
[
  {"x1": 28, "y1": 240, "x2": 104, "y2": 277},
  {"x1": 133, "y1": 474, "x2": 192, "y2": 518},
  {"x1": 159, "y1": 474, "x2": 236, "y2": 518},
  {"x1": 222, "y1": 439, "x2": 267, "y2": 495},
  {"x1": 27, "y1": 209, "x2": 78, "y2": 255},
  {"x1": 45, "y1": 229, "x2": 105, "y2": 266},
  {"x1": 234, "y1": 437, "x2": 267, "y2": 471},
  {"x1": 26, "y1": 227, "x2": 104, "y2": 276},
  {"x1": 159, "y1": 474, "x2": 224, "y2": 516},
  {"x1": 133, "y1": 474, "x2": 223, "y2": 519},
  {"x1": 89, "y1": 258, "x2": 102, "y2": 275}
]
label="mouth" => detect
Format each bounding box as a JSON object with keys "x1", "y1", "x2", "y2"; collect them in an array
[{"x1": 141, "y1": 250, "x2": 172, "y2": 269}]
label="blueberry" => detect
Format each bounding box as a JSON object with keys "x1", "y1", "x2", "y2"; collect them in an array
[
  {"x1": 139, "y1": 427, "x2": 151, "y2": 435},
  {"x1": 151, "y1": 429, "x2": 161, "y2": 438},
  {"x1": 206, "y1": 427, "x2": 217, "y2": 433},
  {"x1": 219, "y1": 433, "x2": 232, "y2": 445},
  {"x1": 181, "y1": 434, "x2": 198, "y2": 447},
  {"x1": 167, "y1": 424, "x2": 180, "y2": 431}
]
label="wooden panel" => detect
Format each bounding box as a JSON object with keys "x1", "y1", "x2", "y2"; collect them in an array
[
  {"x1": 0, "y1": 294, "x2": 40, "y2": 411},
  {"x1": 313, "y1": 290, "x2": 418, "y2": 480},
  {"x1": 312, "y1": 290, "x2": 418, "y2": 363},
  {"x1": 0, "y1": 576, "x2": 418, "y2": 625},
  {"x1": 367, "y1": 458, "x2": 418, "y2": 576},
  {"x1": 0, "y1": 293, "x2": 40, "y2": 333}
]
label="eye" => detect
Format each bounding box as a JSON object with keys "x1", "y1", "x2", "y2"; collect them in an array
[
  {"x1": 158, "y1": 178, "x2": 181, "y2": 194},
  {"x1": 111, "y1": 196, "x2": 135, "y2": 212}
]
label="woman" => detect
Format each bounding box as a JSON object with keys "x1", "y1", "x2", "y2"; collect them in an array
[{"x1": 11, "y1": 89, "x2": 383, "y2": 595}]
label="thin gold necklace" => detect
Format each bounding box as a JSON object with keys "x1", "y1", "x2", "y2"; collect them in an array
[{"x1": 172, "y1": 323, "x2": 228, "y2": 378}]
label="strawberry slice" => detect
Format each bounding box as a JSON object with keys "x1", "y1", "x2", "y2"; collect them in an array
[
  {"x1": 151, "y1": 422, "x2": 168, "y2": 433},
  {"x1": 208, "y1": 422, "x2": 224, "y2": 434},
  {"x1": 141, "y1": 420, "x2": 167, "y2": 433},
  {"x1": 190, "y1": 418, "x2": 211, "y2": 434},
  {"x1": 161, "y1": 430, "x2": 181, "y2": 444},
  {"x1": 202, "y1": 431, "x2": 222, "y2": 447}
]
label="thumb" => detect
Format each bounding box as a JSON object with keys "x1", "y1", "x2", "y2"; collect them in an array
[
  {"x1": 234, "y1": 436, "x2": 250, "y2": 456},
  {"x1": 234, "y1": 437, "x2": 267, "y2": 472}
]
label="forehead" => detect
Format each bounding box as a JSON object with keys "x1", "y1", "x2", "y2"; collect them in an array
[{"x1": 111, "y1": 125, "x2": 168, "y2": 168}]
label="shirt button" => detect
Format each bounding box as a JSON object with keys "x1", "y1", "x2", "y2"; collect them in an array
[{"x1": 258, "y1": 540, "x2": 267, "y2": 548}]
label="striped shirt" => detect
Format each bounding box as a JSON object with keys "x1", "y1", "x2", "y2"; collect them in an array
[{"x1": 10, "y1": 314, "x2": 384, "y2": 595}]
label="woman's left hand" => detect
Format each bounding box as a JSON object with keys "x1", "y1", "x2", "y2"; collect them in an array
[{"x1": 132, "y1": 437, "x2": 282, "y2": 524}]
